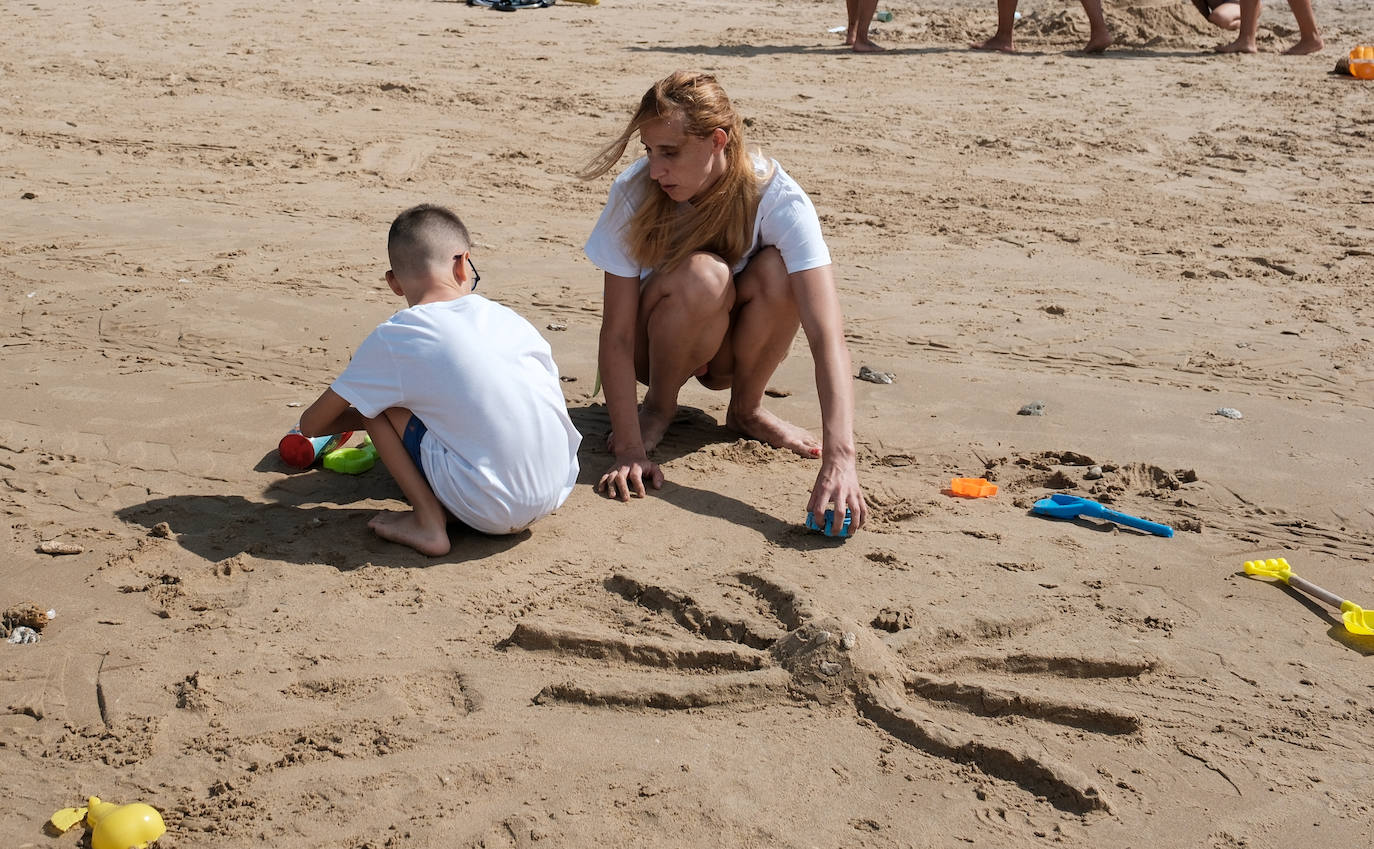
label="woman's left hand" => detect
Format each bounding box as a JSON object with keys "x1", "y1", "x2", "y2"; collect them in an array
[{"x1": 807, "y1": 454, "x2": 867, "y2": 536}]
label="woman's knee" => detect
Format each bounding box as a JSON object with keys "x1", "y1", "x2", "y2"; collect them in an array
[{"x1": 660, "y1": 251, "x2": 734, "y2": 312}]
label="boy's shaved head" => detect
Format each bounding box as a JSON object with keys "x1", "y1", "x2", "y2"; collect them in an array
[{"x1": 387, "y1": 204, "x2": 471, "y2": 279}]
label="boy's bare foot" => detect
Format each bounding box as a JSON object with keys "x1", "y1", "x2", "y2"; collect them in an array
[
  {"x1": 1083, "y1": 33, "x2": 1113, "y2": 53},
  {"x1": 725, "y1": 407, "x2": 821, "y2": 458},
  {"x1": 1283, "y1": 36, "x2": 1324, "y2": 55},
  {"x1": 1216, "y1": 38, "x2": 1258, "y2": 53},
  {"x1": 972, "y1": 35, "x2": 1016, "y2": 52},
  {"x1": 853, "y1": 39, "x2": 886, "y2": 53},
  {"x1": 368, "y1": 511, "x2": 450, "y2": 557}
]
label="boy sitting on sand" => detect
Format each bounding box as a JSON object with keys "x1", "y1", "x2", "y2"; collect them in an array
[{"x1": 299, "y1": 204, "x2": 581, "y2": 556}]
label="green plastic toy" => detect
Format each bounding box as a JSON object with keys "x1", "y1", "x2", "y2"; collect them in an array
[{"x1": 322, "y1": 437, "x2": 378, "y2": 475}]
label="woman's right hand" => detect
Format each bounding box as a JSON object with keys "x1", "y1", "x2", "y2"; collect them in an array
[{"x1": 596, "y1": 453, "x2": 664, "y2": 502}]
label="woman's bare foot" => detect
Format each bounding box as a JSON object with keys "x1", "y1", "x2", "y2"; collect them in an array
[
  {"x1": 636, "y1": 406, "x2": 675, "y2": 453},
  {"x1": 972, "y1": 34, "x2": 1016, "y2": 52},
  {"x1": 725, "y1": 407, "x2": 821, "y2": 458},
  {"x1": 1283, "y1": 35, "x2": 1324, "y2": 54},
  {"x1": 853, "y1": 38, "x2": 885, "y2": 53},
  {"x1": 604, "y1": 404, "x2": 676, "y2": 455},
  {"x1": 368, "y1": 511, "x2": 450, "y2": 556},
  {"x1": 1216, "y1": 37, "x2": 1258, "y2": 53}
]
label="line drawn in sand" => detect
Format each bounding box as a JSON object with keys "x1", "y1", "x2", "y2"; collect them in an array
[{"x1": 503, "y1": 571, "x2": 1157, "y2": 814}]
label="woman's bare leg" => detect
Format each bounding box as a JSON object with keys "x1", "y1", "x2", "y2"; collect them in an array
[
  {"x1": 632, "y1": 252, "x2": 734, "y2": 452},
  {"x1": 705, "y1": 248, "x2": 821, "y2": 457}
]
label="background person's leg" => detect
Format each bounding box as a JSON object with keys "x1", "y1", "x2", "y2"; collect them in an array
[
  {"x1": 1077, "y1": 0, "x2": 1113, "y2": 52},
  {"x1": 971, "y1": 0, "x2": 1019, "y2": 51},
  {"x1": 1217, "y1": 0, "x2": 1260, "y2": 51},
  {"x1": 1282, "y1": 0, "x2": 1323, "y2": 53}
]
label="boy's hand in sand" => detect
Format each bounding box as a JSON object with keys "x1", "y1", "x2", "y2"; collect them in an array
[
  {"x1": 597, "y1": 453, "x2": 664, "y2": 501},
  {"x1": 808, "y1": 453, "x2": 868, "y2": 535}
]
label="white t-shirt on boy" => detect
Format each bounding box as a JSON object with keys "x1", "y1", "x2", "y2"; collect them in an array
[{"x1": 331, "y1": 294, "x2": 581, "y2": 535}]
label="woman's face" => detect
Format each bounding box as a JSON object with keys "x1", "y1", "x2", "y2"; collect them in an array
[{"x1": 639, "y1": 113, "x2": 728, "y2": 204}]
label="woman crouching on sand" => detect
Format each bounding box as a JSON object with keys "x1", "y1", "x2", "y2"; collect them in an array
[{"x1": 580, "y1": 70, "x2": 867, "y2": 533}]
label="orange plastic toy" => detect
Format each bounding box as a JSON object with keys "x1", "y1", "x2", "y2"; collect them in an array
[
  {"x1": 1352, "y1": 45, "x2": 1374, "y2": 79},
  {"x1": 950, "y1": 477, "x2": 998, "y2": 498}
]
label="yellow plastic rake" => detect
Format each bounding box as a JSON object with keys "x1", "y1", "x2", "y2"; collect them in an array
[{"x1": 1243, "y1": 558, "x2": 1374, "y2": 636}]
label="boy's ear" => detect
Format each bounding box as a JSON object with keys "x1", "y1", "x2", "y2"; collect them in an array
[
  {"x1": 384, "y1": 270, "x2": 404, "y2": 297},
  {"x1": 452, "y1": 252, "x2": 472, "y2": 288}
]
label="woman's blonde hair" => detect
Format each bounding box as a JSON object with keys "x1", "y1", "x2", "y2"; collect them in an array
[{"x1": 580, "y1": 70, "x2": 764, "y2": 274}]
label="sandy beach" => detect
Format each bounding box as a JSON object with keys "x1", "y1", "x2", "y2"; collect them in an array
[{"x1": 3, "y1": 0, "x2": 1373, "y2": 846}]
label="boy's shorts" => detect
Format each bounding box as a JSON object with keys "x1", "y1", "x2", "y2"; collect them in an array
[
  {"x1": 402, "y1": 415, "x2": 429, "y2": 484},
  {"x1": 401, "y1": 415, "x2": 470, "y2": 530}
]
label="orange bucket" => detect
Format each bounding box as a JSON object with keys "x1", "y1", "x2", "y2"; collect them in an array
[
  {"x1": 1350, "y1": 45, "x2": 1374, "y2": 79},
  {"x1": 950, "y1": 477, "x2": 998, "y2": 498}
]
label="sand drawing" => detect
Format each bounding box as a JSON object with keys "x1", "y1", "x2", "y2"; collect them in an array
[
  {"x1": 5, "y1": 0, "x2": 1373, "y2": 843},
  {"x1": 506, "y1": 570, "x2": 1154, "y2": 814}
]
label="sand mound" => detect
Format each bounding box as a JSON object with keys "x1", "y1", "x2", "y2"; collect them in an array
[
  {"x1": 1014, "y1": 1, "x2": 1213, "y2": 46},
  {"x1": 878, "y1": 1, "x2": 1215, "y2": 48}
]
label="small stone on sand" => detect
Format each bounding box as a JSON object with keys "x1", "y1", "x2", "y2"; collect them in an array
[
  {"x1": 37, "y1": 541, "x2": 83, "y2": 555},
  {"x1": 857, "y1": 366, "x2": 894, "y2": 384}
]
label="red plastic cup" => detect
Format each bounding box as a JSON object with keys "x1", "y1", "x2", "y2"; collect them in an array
[{"x1": 278, "y1": 427, "x2": 352, "y2": 469}]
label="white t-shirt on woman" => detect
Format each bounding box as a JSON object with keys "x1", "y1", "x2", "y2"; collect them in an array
[{"x1": 584, "y1": 155, "x2": 831, "y2": 279}]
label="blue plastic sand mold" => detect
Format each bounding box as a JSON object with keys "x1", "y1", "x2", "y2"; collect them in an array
[
  {"x1": 1031, "y1": 493, "x2": 1173, "y2": 538},
  {"x1": 806, "y1": 508, "x2": 852, "y2": 538}
]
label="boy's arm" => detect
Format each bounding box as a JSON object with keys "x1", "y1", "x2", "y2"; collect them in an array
[{"x1": 299, "y1": 388, "x2": 367, "y2": 438}]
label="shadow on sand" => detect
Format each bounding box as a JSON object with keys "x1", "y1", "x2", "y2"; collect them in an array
[
  {"x1": 569, "y1": 402, "x2": 849, "y2": 552},
  {"x1": 117, "y1": 449, "x2": 528, "y2": 570},
  {"x1": 117, "y1": 403, "x2": 851, "y2": 567}
]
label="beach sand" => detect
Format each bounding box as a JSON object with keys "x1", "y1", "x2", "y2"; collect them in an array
[{"x1": 3, "y1": 0, "x2": 1373, "y2": 846}]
